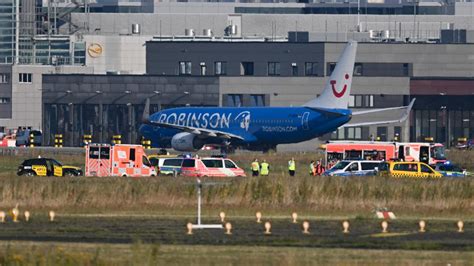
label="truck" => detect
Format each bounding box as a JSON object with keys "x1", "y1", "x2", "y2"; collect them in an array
[
  {"x1": 324, "y1": 141, "x2": 446, "y2": 167},
  {"x1": 85, "y1": 143, "x2": 157, "y2": 177}
]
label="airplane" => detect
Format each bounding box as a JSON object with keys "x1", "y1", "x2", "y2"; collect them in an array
[{"x1": 139, "y1": 41, "x2": 415, "y2": 152}]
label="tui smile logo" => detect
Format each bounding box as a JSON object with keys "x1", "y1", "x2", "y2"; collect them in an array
[{"x1": 331, "y1": 73, "x2": 350, "y2": 98}]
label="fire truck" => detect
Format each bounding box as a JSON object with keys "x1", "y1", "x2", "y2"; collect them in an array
[
  {"x1": 324, "y1": 141, "x2": 447, "y2": 167},
  {"x1": 85, "y1": 144, "x2": 157, "y2": 177}
]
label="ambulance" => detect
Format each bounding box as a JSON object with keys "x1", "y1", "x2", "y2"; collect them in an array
[
  {"x1": 324, "y1": 141, "x2": 446, "y2": 167},
  {"x1": 85, "y1": 144, "x2": 157, "y2": 177}
]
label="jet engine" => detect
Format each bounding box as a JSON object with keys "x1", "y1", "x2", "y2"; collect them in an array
[{"x1": 171, "y1": 132, "x2": 205, "y2": 151}]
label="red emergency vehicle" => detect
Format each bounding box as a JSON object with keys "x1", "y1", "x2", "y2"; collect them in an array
[
  {"x1": 85, "y1": 144, "x2": 157, "y2": 177},
  {"x1": 180, "y1": 157, "x2": 246, "y2": 177},
  {"x1": 324, "y1": 141, "x2": 446, "y2": 166}
]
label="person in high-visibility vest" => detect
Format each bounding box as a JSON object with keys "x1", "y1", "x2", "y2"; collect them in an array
[
  {"x1": 260, "y1": 160, "x2": 270, "y2": 176},
  {"x1": 288, "y1": 158, "x2": 296, "y2": 176},
  {"x1": 251, "y1": 158, "x2": 260, "y2": 176}
]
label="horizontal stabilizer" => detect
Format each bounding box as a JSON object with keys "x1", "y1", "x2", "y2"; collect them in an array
[{"x1": 342, "y1": 98, "x2": 415, "y2": 128}]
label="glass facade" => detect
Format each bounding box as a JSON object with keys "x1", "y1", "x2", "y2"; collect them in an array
[
  {"x1": 0, "y1": 0, "x2": 15, "y2": 64},
  {"x1": 34, "y1": 37, "x2": 71, "y2": 65},
  {"x1": 43, "y1": 103, "x2": 155, "y2": 146},
  {"x1": 411, "y1": 109, "x2": 474, "y2": 146}
]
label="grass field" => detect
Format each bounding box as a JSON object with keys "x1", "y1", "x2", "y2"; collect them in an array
[
  {"x1": 0, "y1": 242, "x2": 473, "y2": 266},
  {"x1": 0, "y1": 174, "x2": 472, "y2": 218}
]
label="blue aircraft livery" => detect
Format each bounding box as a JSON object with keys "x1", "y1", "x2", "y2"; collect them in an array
[{"x1": 140, "y1": 41, "x2": 414, "y2": 152}]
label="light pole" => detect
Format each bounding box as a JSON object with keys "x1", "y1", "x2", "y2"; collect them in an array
[
  {"x1": 413, "y1": 0, "x2": 418, "y2": 40},
  {"x1": 111, "y1": 90, "x2": 131, "y2": 104},
  {"x1": 81, "y1": 90, "x2": 103, "y2": 142},
  {"x1": 169, "y1": 91, "x2": 191, "y2": 106},
  {"x1": 357, "y1": 0, "x2": 361, "y2": 32},
  {"x1": 147, "y1": 90, "x2": 161, "y2": 112}
]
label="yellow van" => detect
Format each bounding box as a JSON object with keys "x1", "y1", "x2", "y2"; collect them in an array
[{"x1": 378, "y1": 161, "x2": 442, "y2": 179}]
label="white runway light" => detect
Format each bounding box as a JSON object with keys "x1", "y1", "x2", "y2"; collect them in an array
[
  {"x1": 381, "y1": 220, "x2": 389, "y2": 233},
  {"x1": 219, "y1": 211, "x2": 226, "y2": 223},
  {"x1": 256, "y1": 211, "x2": 262, "y2": 223},
  {"x1": 264, "y1": 221, "x2": 271, "y2": 235},
  {"x1": 225, "y1": 222, "x2": 232, "y2": 235},
  {"x1": 49, "y1": 211, "x2": 55, "y2": 222},
  {"x1": 342, "y1": 220, "x2": 350, "y2": 234},
  {"x1": 187, "y1": 222, "x2": 193, "y2": 235},
  {"x1": 419, "y1": 220, "x2": 426, "y2": 233},
  {"x1": 291, "y1": 212, "x2": 298, "y2": 224},
  {"x1": 457, "y1": 220, "x2": 464, "y2": 233},
  {"x1": 302, "y1": 221, "x2": 310, "y2": 234}
]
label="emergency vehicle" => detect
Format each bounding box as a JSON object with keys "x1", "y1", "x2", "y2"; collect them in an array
[
  {"x1": 85, "y1": 144, "x2": 157, "y2": 177},
  {"x1": 323, "y1": 160, "x2": 382, "y2": 177},
  {"x1": 180, "y1": 157, "x2": 246, "y2": 177},
  {"x1": 324, "y1": 141, "x2": 446, "y2": 166}
]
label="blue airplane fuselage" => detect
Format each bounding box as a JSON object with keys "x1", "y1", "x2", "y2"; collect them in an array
[{"x1": 139, "y1": 106, "x2": 352, "y2": 149}]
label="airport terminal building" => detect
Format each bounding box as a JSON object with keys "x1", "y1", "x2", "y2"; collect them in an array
[{"x1": 1, "y1": 0, "x2": 474, "y2": 149}]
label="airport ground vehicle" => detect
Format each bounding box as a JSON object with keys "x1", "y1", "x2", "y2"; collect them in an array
[
  {"x1": 377, "y1": 161, "x2": 442, "y2": 179},
  {"x1": 17, "y1": 158, "x2": 82, "y2": 176},
  {"x1": 323, "y1": 160, "x2": 382, "y2": 177},
  {"x1": 324, "y1": 141, "x2": 446, "y2": 166},
  {"x1": 15, "y1": 128, "x2": 42, "y2": 147},
  {"x1": 180, "y1": 157, "x2": 246, "y2": 177},
  {"x1": 455, "y1": 138, "x2": 473, "y2": 150},
  {"x1": 85, "y1": 144, "x2": 156, "y2": 177},
  {"x1": 151, "y1": 156, "x2": 183, "y2": 176},
  {"x1": 0, "y1": 134, "x2": 16, "y2": 147},
  {"x1": 434, "y1": 162, "x2": 469, "y2": 178},
  {"x1": 148, "y1": 155, "x2": 177, "y2": 167}
]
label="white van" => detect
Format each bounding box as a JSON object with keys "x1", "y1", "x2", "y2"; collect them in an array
[{"x1": 323, "y1": 160, "x2": 381, "y2": 177}]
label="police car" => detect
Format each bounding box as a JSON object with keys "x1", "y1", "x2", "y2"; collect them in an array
[
  {"x1": 434, "y1": 162, "x2": 469, "y2": 178},
  {"x1": 323, "y1": 160, "x2": 382, "y2": 177}
]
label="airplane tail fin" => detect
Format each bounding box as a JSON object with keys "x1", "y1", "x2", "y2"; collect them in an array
[{"x1": 304, "y1": 41, "x2": 357, "y2": 109}]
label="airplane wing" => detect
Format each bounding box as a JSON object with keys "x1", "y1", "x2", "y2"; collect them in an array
[
  {"x1": 142, "y1": 98, "x2": 245, "y2": 141},
  {"x1": 144, "y1": 120, "x2": 245, "y2": 140},
  {"x1": 342, "y1": 98, "x2": 415, "y2": 128}
]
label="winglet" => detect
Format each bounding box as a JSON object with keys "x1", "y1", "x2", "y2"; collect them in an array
[
  {"x1": 399, "y1": 98, "x2": 416, "y2": 123},
  {"x1": 142, "y1": 98, "x2": 151, "y2": 123}
]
